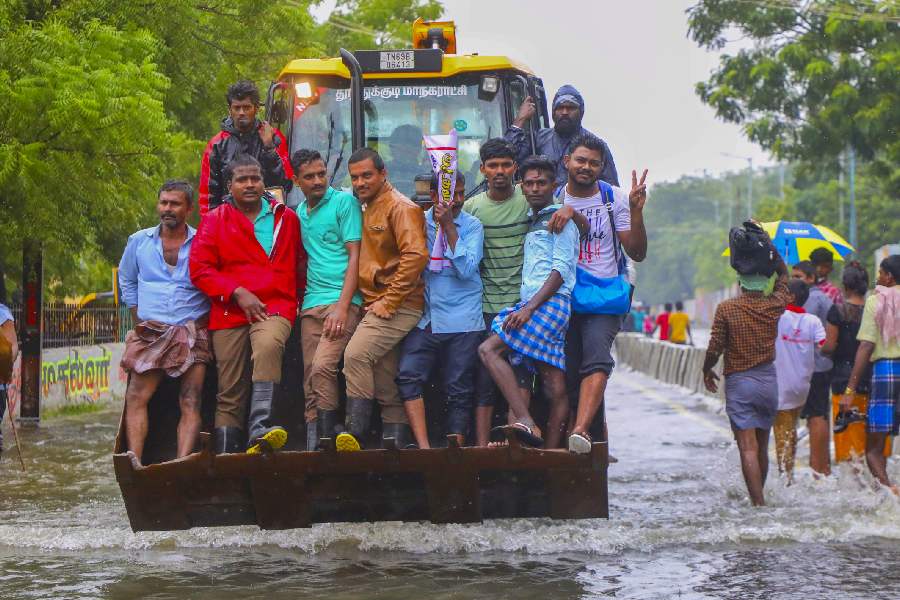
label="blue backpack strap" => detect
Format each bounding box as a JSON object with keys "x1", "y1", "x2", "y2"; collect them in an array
[{"x1": 597, "y1": 180, "x2": 626, "y2": 274}]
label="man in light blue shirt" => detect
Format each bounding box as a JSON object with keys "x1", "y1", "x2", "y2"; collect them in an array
[
  {"x1": 118, "y1": 180, "x2": 211, "y2": 465},
  {"x1": 396, "y1": 171, "x2": 484, "y2": 448},
  {"x1": 479, "y1": 156, "x2": 579, "y2": 448}
]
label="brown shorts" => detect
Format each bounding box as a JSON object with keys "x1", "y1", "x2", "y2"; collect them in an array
[{"x1": 121, "y1": 320, "x2": 212, "y2": 377}]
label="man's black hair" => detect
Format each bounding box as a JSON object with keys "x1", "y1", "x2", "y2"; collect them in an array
[
  {"x1": 226, "y1": 80, "x2": 260, "y2": 106},
  {"x1": 291, "y1": 149, "x2": 324, "y2": 173},
  {"x1": 566, "y1": 132, "x2": 605, "y2": 157},
  {"x1": 519, "y1": 155, "x2": 555, "y2": 180},
  {"x1": 793, "y1": 260, "x2": 816, "y2": 279},
  {"x1": 224, "y1": 154, "x2": 262, "y2": 184},
  {"x1": 664, "y1": 302, "x2": 673, "y2": 312},
  {"x1": 430, "y1": 170, "x2": 465, "y2": 193},
  {"x1": 881, "y1": 254, "x2": 900, "y2": 282},
  {"x1": 675, "y1": 301, "x2": 684, "y2": 311},
  {"x1": 479, "y1": 138, "x2": 517, "y2": 163},
  {"x1": 809, "y1": 247, "x2": 834, "y2": 266},
  {"x1": 158, "y1": 179, "x2": 194, "y2": 205},
  {"x1": 842, "y1": 260, "x2": 869, "y2": 296},
  {"x1": 788, "y1": 279, "x2": 810, "y2": 307},
  {"x1": 347, "y1": 147, "x2": 385, "y2": 171}
]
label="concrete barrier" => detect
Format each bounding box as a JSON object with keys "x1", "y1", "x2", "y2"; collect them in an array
[
  {"x1": 6, "y1": 342, "x2": 127, "y2": 418},
  {"x1": 614, "y1": 334, "x2": 725, "y2": 401}
]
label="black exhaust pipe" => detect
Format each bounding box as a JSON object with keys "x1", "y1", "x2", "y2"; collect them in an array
[{"x1": 339, "y1": 48, "x2": 365, "y2": 152}]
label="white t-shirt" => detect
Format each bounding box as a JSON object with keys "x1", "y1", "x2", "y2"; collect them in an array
[
  {"x1": 562, "y1": 184, "x2": 631, "y2": 279},
  {"x1": 774, "y1": 309, "x2": 826, "y2": 410}
]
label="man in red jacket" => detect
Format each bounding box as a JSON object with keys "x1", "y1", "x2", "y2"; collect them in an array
[
  {"x1": 198, "y1": 80, "x2": 293, "y2": 217},
  {"x1": 190, "y1": 154, "x2": 306, "y2": 454}
]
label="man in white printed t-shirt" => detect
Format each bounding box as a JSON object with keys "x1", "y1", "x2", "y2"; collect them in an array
[
  {"x1": 773, "y1": 279, "x2": 826, "y2": 481},
  {"x1": 560, "y1": 133, "x2": 648, "y2": 454}
]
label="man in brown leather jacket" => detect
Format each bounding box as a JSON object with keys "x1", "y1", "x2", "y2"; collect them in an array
[{"x1": 337, "y1": 148, "x2": 429, "y2": 451}]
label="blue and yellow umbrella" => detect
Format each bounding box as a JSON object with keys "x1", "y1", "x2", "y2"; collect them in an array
[{"x1": 722, "y1": 221, "x2": 854, "y2": 264}]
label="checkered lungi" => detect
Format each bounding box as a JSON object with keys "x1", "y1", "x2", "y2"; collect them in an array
[
  {"x1": 491, "y1": 293, "x2": 570, "y2": 371},
  {"x1": 868, "y1": 358, "x2": 900, "y2": 434}
]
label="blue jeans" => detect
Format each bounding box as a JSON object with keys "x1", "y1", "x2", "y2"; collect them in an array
[{"x1": 396, "y1": 326, "x2": 481, "y2": 434}]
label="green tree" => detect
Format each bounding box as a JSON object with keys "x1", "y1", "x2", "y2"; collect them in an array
[
  {"x1": 688, "y1": 1, "x2": 899, "y2": 180},
  {"x1": 0, "y1": 20, "x2": 175, "y2": 297},
  {"x1": 318, "y1": 0, "x2": 443, "y2": 54}
]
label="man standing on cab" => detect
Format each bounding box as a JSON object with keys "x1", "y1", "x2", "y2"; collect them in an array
[
  {"x1": 199, "y1": 80, "x2": 293, "y2": 216},
  {"x1": 291, "y1": 149, "x2": 363, "y2": 450},
  {"x1": 505, "y1": 85, "x2": 618, "y2": 187},
  {"x1": 118, "y1": 181, "x2": 212, "y2": 465},
  {"x1": 337, "y1": 148, "x2": 428, "y2": 451},
  {"x1": 190, "y1": 155, "x2": 306, "y2": 454}
]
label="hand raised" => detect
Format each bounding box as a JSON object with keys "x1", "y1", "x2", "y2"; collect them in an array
[
  {"x1": 260, "y1": 121, "x2": 275, "y2": 148},
  {"x1": 629, "y1": 169, "x2": 649, "y2": 211}
]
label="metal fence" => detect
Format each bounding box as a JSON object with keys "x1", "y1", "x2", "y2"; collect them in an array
[{"x1": 8, "y1": 303, "x2": 133, "y2": 349}]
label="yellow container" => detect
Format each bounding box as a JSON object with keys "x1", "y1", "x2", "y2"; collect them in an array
[{"x1": 832, "y1": 393, "x2": 892, "y2": 461}]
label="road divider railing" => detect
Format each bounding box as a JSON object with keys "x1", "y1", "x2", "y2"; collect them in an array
[{"x1": 613, "y1": 333, "x2": 725, "y2": 401}]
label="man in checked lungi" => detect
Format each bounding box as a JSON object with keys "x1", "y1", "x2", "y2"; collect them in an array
[
  {"x1": 119, "y1": 180, "x2": 212, "y2": 465},
  {"x1": 478, "y1": 156, "x2": 579, "y2": 448}
]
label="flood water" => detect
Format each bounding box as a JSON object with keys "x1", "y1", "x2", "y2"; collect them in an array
[{"x1": 1, "y1": 369, "x2": 899, "y2": 599}]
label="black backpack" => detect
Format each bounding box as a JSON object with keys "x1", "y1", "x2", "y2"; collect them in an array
[{"x1": 729, "y1": 221, "x2": 776, "y2": 277}]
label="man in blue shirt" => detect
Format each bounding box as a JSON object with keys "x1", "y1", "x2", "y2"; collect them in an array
[
  {"x1": 478, "y1": 156, "x2": 579, "y2": 448},
  {"x1": 118, "y1": 180, "x2": 211, "y2": 465},
  {"x1": 396, "y1": 171, "x2": 484, "y2": 448},
  {"x1": 291, "y1": 149, "x2": 363, "y2": 450}
]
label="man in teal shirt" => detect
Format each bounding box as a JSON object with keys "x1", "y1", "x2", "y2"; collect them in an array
[{"x1": 292, "y1": 149, "x2": 363, "y2": 450}]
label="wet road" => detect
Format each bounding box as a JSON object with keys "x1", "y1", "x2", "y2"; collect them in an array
[{"x1": 1, "y1": 369, "x2": 899, "y2": 599}]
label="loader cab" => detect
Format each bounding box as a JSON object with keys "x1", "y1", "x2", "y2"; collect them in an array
[{"x1": 267, "y1": 20, "x2": 549, "y2": 207}]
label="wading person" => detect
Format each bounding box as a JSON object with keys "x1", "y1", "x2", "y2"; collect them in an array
[
  {"x1": 337, "y1": 148, "x2": 429, "y2": 451},
  {"x1": 479, "y1": 156, "x2": 579, "y2": 449},
  {"x1": 669, "y1": 301, "x2": 693, "y2": 345},
  {"x1": 190, "y1": 155, "x2": 305, "y2": 454},
  {"x1": 842, "y1": 255, "x2": 900, "y2": 491},
  {"x1": 118, "y1": 181, "x2": 211, "y2": 465},
  {"x1": 773, "y1": 280, "x2": 825, "y2": 482},
  {"x1": 291, "y1": 149, "x2": 363, "y2": 450},
  {"x1": 505, "y1": 85, "x2": 618, "y2": 187},
  {"x1": 0, "y1": 300, "x2": 17, "y2": 459},
  {"x1": 560, "y1": 134, "x2": 648, "y2": 454},
  {"x1": 463, "y1": 138, "x2": 585, "y2": 446},
  {"x1": 792, "y1": 260, "x2": 834, "y2": 475},
  {"x1": 810, "y1": 247, "x2": 843, "y2": 306},
  {"x1": 396, "y1": 171, "x2": 484, "y2": 448},
  {"x1": 199, "y1": 80, "x2": 292, "y2": 216},
  {"x1": 703, "y1": 230, "x2": 791, "y2": 507},
  {"x1": 653, "y1": 303, "x2": 672, "y2": 341},
  {"x1": 823, "y1": 262, "x2": 873, "y2": 461}
]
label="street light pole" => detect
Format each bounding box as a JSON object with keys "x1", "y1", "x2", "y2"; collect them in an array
[
  {"x1": 848, "y1": 146, "x2": 857, "y2": 250},
  {"x1": 722, "y1": 152, "x2": 754, "y2": 219}
]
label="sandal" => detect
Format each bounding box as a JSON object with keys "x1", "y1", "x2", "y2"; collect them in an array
[
  {"x1": 490, "y1": 423, "x2": 544, "y2": 448},
  {"x1": 567, "y1": 431, "x2": 592, "y2": 455}
]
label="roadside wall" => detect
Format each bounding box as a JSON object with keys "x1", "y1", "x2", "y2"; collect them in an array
[
  {"x1": 614, "y1": 333, "x2": 725, "y2": 401},
  {"x1": 6, "y1": 343, "x2": 127, "y2": 417}
]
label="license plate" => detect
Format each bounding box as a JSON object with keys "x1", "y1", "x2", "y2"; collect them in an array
[{"x1": 379, "y1": 51, "x2": 414, "y2": 70}]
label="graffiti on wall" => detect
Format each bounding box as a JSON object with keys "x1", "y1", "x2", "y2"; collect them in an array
[{"x1": 42, "y1": 349, "x2": 112, "y2": 399}]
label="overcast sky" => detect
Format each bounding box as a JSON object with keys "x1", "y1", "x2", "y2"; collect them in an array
[{"x1": 314, "y1": 0, "x2": 773, "y2": 184}]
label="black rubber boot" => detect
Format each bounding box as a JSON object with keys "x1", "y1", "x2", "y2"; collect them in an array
[
  {"x1": 382, "y1": 423, "x2": 414, "y2": 449},
  {"x1": 317, "y1": 409, "x2": 339, "y2": 446},
  {"x1": 214, "y1": 426, "x2": 245, "y2": 454},
  {"x1": 246, "y1": 381, "x2": 287, "y2": 454},
  {"x1": 305, "y1": 420, "x2": 318, "y2": 451},
  {"x1": 336, "y1": 397, "x2": 373, "y2": 451}
]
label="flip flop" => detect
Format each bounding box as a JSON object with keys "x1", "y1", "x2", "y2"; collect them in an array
[
  {"x1": 567, "y1": 431, "x2": 592, "y2": 454},
  {"x1": 490, "y1": 423, "x2": 544, "y2": 447}
]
